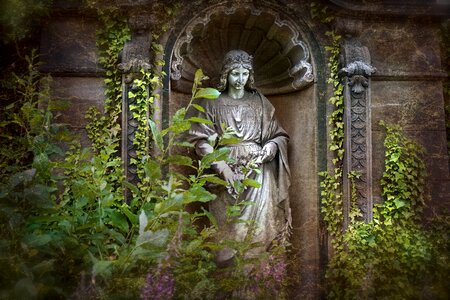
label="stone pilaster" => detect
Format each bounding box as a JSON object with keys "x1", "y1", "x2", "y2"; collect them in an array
[
  {"x1": 337, "y1": 19, "x2": 376, "y2": 224},
  {"x1": 118, "y1": 12, "x2": 153, "y2": 199}
]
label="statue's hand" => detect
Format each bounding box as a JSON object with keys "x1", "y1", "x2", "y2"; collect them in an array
[
  {"x1": 212, "y1": 161, "x2": 236, "y2": 185},
  {"x1": 221, "y1": 165, "x2": 236, "y2": 185},
  {"x1": 260, "y1": 142, "x2": 278, "y2": 163}
]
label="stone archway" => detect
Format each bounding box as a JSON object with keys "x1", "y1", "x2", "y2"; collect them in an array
[
  {"x1": 169, "y1": 3, "x2": 314, "y2": 95},
  {"x1": 163, "y1": 1, "x2": 327, "y2": 297}
]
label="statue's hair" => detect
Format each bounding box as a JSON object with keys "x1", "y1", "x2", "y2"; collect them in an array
[{"x1": 217, "y1": 50, "x2": 256, "y2": 92}]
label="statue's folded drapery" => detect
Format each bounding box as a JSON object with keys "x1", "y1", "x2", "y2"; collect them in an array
[{"x1": 189, "y1": 90, "x2": 291, "y2": 262}]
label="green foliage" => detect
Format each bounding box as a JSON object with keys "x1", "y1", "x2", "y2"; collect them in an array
[
  {"x1": 88, "y1": 6, "x2": 130, "y2": 153},
  {"x1": 319, "y1": 170, "x2": 343, "y2": 240},
  {"x1": 325, "y1": 124, "x2": 449, "y2": 299},
  {"x1": 0, "y1": 7, "x2": 133, "y2": 299},
  {"x1": 379, "y1": 122, "x2": 425, "y2": 223},
  {"x1": 0, "y1": 51, "x2": 71, "y2": 299},
  {"x1": 0, "y1": 50, "x2": 70, "y2": 181},
  {"x1": 324, "y1": 30, "x2": 345, "y2": 165},
  {"x1": 327, "y1": 221, "x2": 433, "y2": 300},
  {"x1": 123, "y1": 19, "x2": 170, "y2": 184},
  {"x1": 318, "y1": 27, "x2": 345, "y2": 244},
  {"x1": 129, "y1": 68, "x2": 161, "y2": 169},
  {"x1": 310, "y1": 2, "x2": 335, "y2": 24}
]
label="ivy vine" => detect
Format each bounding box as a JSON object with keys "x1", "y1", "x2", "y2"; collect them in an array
[
  {"x1": 86, "y1": 7, "x2": 130, "y2": 154},
  {"x1": 311, "y1": 2, "x2": 346, "y2": 243}
]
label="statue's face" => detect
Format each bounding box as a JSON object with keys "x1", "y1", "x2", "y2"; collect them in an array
[{"x1": 227, "y1": 66, "x2": 250, "y2": 91}]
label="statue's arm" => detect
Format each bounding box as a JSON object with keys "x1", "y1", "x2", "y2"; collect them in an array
[
  {"x1": 188, "y1": 100, "x2": 235, "y2": 184},
  {"x1": 195, "y1": 140, "x2": 234, "y2": 184},
  {"x1": 260, "y1": 141, "x2": 278, "y2": 163},
  {"x1": 260, "y1": 118, "x2": 289, "y2": 163}
]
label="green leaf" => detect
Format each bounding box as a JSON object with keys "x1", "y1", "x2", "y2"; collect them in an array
[
  {"x1": 200, "y1": 148, "x2": 231, "y2": 168},
  {"x1": 242, "y1": 178, "x2": 261, "y2": 188},
  {"x1": 99, "y1": 180, "x2": 107, "y2": 191},
  {"x1": 186, "y1": 239, "x2": 202, "y2": 254},
  {"x1": 75, "y1": 196, "x2": 88, "y2": 209},
  {"x1": 189, "y1": 117, "x2": 213, "y2": 125},
  {"x1": 394, "y1": 199, "x2": 406, "y2": 209},
  {"x1": 192, "y1": 103, "x2": 205, "y2": 112},
  {"x1": 120, "y1": 205, "x2": 138, "y2": 225},
  {"x1": 148, "y1": 119, "x2": 163, "y2": 150},
  {"x1": 390, "y1": 152, "x2": 400, "y2": 162},
  {"x1": 183, "y1": 186, "x2": 216, "y2": 204},
  {"x1": 136, "y1": 228, "x2": 169, "y2": 248},
  {"x1": 219, "y1": 136, "x2": 241, "y2": 146},
  {"x1": 172, "y1": 107, "x2": 186, "y2": 123},
  {"x1": 169, "y1": 120, "x2": 191, "y2": 134},
  {"x1": 123, "y1": 181, "x2": 139, "y2": 196},
  {"x1": 200, "y1": 175, "x2": 228, "y2": 186},
  {"x1": 174, "y1": 141, "x2": 195, "y2": 148},
  {"x1": 139, "y1": 210, "x2": 148, "y2": 235},
  {"x1": 23, "y1": 233, "x2": 52, "y2": 247},
  {"x1": 166, "y1": 154, "x2": 193, "y2": 167},
  {"x1": 143, "y1": 158, "x2": 161, "y2": 181},
  {"x1": 106, "y1": 209, "x2": 129, "y2": 232},
  {"x1": 93, "y1": 260, "x2": 113, "y2": 278},
  {"x1": 194, "y1": 88, "x2": 221, "y2": 99},
  {"x1": 194, "y1": 69, "x2": 207, "y2": 87},
  {"x1": 200, "y1": 207, "x2": 218, "y2": 227}
]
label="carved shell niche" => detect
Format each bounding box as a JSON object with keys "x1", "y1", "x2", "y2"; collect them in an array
[{"x1": 170, "y1": 3, "x2": 314, "y2": 95}]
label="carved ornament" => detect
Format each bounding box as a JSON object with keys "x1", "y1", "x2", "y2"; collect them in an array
[{"x1": 170, "y1": 1, "x2": 314, "y2": 95}]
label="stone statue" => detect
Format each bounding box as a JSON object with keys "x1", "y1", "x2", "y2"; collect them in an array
[{"x1": 190, "y1": 50, "x2": 291, "y2": 264}]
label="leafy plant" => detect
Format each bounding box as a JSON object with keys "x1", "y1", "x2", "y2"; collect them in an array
[
  {"x1": 0, "y1": 50, "x2": 70, "y2": 299},
  {"x1": 325, "y1": 123, "x2": 449, "y2": 300},
  {"x1": 317, "y1": 26, "x2": 345, "y2": 243}
]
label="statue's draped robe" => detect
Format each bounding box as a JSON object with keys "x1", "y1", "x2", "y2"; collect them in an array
[{"x1": 190, "y1": 91, "x2": 291, "y2": 262}]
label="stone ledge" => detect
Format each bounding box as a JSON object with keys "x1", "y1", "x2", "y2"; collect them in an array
[{"x1": 372, "y1": 71, "x2": 448, "y2": 81}]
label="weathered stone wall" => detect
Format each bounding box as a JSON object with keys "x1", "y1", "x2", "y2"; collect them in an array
[
  {"x1": 360, "y1": 19, "x2": 450, "y2": 213},
  {"x1": 40, "y1": 14, "x2": 104, "y2": 146},
  {"x1": 271, "y1": 87, "x2": 321, "y2": 297}
]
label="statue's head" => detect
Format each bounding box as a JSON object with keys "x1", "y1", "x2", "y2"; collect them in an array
[{"x1": 217, "y1": 50, "x2": 256, "y2": 92}]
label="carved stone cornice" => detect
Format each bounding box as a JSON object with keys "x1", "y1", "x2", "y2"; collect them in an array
[
  {"x1": 118, "y1": 58, "x2": 152, "y2": 75},
  {"x1": 328, "y1": 0, "x2": 450, "y2": 18},
  {"x1": 341, "y1": 61, "x2": 375, "y2": 78}
]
